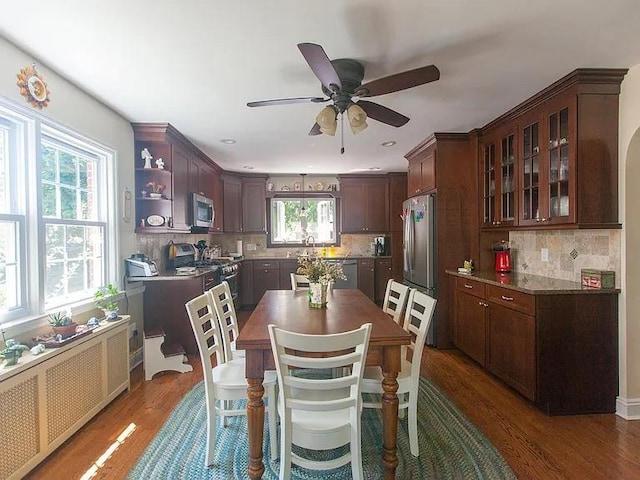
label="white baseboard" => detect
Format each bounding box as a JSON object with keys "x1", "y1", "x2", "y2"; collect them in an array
[{"x1": 616, "y1": 396, "x2": 640, "y2": 419}]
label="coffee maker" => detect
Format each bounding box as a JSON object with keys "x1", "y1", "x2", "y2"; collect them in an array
[
  {"x1": 374, "y1": 236, "x2": 391, "y2": 256},
  {"x1": 491, "y1": 240, "x2": 512, "y2": 273}
]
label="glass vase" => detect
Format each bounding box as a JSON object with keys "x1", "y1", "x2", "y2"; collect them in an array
[{"x1": 308, "y1": 282, "x2": 328, "y2": 308}]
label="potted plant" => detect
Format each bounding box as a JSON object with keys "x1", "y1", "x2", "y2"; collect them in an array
[
  {"x1": 48, "y1": 311, "x2": 78, "y2": 337},
  {"x1": 94, "y1": 283, "x2": 120, "y2": 321},
  {"x1": 296, "y1": 256, "x2": 347, "y2": 308}
]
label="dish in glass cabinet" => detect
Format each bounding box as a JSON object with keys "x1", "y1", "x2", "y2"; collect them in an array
[
  {"x1": 146, "y1": 214, "x2": 165, "y2": 227},
  {"x1": 281, "y1": 185, "x2": 291, "y2": 191}
]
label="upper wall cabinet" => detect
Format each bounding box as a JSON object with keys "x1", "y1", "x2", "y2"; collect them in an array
[
  {"x1": 479, "y1": 68, "x2": 627, "y2": 230},
  {"x1": 338, "y1": 175, "x2": 389, "y2": 233},
  {"x1": 222, "y1": 174, "x2": 267, "y2": 233},
  {"x1": 133, "y1": 123, "x2": 224, "y2": 234},
  {"x1": 407, "y1": 149, "x2": 435, "y2": 196},
  {"x1": 480, "y1": 124, "x2": 517, "y2": 229}
]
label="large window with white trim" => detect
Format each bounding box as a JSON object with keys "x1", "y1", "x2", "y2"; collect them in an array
[{"x1": 0, "y1": 98, "x2": 114, "y2": 324}]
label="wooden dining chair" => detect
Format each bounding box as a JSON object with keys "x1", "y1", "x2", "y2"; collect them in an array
[
  {"x1": 208, "y1": 281, "x2": 244, "y2": 361},
  {"x1": 186, "y1": 293, "x2": 278, "y2": 466},
  {"x1": 268, "y1": 323, "x2": 372, "y2": 480},
  {"x1": 290, "y1": 273, "x2": 310, "y2": 291},
  {"x1": 382, "y1": 279, "x2": 411, "y2": 325},
  {"x1": 361, "y1": 289, "x2": 436, "y2": 457}
]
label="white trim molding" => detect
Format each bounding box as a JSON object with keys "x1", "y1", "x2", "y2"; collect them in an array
[{"x1": 616, "y1": 396, "x2": 640, "y2": 419}]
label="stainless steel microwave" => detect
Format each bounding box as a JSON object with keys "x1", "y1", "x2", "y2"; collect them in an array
[{"x1": 191, "y1": 192, "x2": 215, "y2": 228}]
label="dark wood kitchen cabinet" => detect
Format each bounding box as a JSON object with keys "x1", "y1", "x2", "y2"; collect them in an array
[
  {"x1": 374, "y1": 258, "x2": 393, "y2": 306},
  {"x1": 222, "y1": 174, "x2": 267, "y2": 233},
  {"x1": 133, "y1": 122, "x2": 225, "y2": 234},
  {"x1": 279, "y1": 259, "x2": 299, "y2": 289},
  {"x1": 239, "y1": 260, "x2": 253, "y2": 309},
  {"x1": 142, "y1": 271, "x2": 218, "y2": 355},
  {"x1": 449, "y1": 271, "x2": 619, "y2": 414},
  {"x1": 339, "y1": 175, "x2": 389, "y2": 233},
  {"x1": 358, "y1": 259, "x2": 375, "y2": 301},
  {"x1": 133, "y1": 123, "x2": 191, "y2": 233},
  {"x1": 407, "y1": 148, "x2": 435, "y2": 196},
  {"x1": 453, "y1": 276, "x2": 487, "y2": 367},
  {"x1": 242, "y1": 175, "x2": 268, "y2": 233},
  {"x1": 222, "y1": 174, "x2": 242, "y2": 232},
  {"x1": 253, "y1": 260, "x2": 280, "y2": 304},
  {"x1": 405, "y1": 133, "x2": 479, "y2": 348},
  {"x1": 478, "y1": 69, "x2": 626, "y2": 230},
  {"x1": 480, "y1": 124, "x2": 516, "y2": 229}
]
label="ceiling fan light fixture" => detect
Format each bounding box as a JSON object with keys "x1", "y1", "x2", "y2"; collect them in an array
[
  {"x1": 316, "y1": 106, "x2": 338, "y2": 136},
  {"x1": 347, "y1": 103, "x2": 368, "y2": 134}
]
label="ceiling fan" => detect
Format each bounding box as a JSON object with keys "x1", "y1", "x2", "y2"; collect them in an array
[{"x1": 247, "y1": 43, "x2": 440, "y2": 137}]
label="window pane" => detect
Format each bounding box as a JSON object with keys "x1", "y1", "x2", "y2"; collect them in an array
[
  {"x1": 42, "y1": 183, "x2": 56, "y2": 217},
  {"x1": 0, "y1": 125, "x2": 8, "y2": 213},
  {"x1": 59, "y1": 150, "x2": 77, "y2": 187},
  {"x1": 0, "y1": 220, "x2": 20, "y2": 311},
  {"x1": 41, "y1": 144, "x2": 56, "y2": 182},
  {"x1": 269, "y1": 197, "x2": 336, "y2": 245},
  {"x1": 60, "y1": 186, "x2": 77, "y2": 219},
  {"x1": 45, "y1": 223, "x2": 105, "y2": 308}
]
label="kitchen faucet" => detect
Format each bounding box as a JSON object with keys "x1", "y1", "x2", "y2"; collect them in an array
[{"x1": 305, "y1": 236, "x2": 316, "y2": 254}]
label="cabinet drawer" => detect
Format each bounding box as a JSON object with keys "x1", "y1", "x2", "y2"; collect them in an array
[
  {"x1": 455, "y1": 277, "x2": 486, "y2": 299},
  {"x1": 375, "y1": 258, "x2": 392, "y2": 268},
  {"x1": 486, "y1": 285, "x2": 535, "y2": 316},
  {"x1": 253, "y1": 261, "x2": 279, "y2": 270}
]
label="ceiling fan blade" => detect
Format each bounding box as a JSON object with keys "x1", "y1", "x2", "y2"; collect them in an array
[
  {"x1": 247, "y1": 97, "x2": 328, "y2": 107},
  {"x1": 358, "y1": 65, "x2": 440, "y2": 97},
  {"x1": 357, "y1": 100, "x2": 409, "y2": 127},
  {"x1": 297, "y1": 43, "x2": 342, "y2": 92},
  {"x1": 308, "y1": 123, "x2": 322, "y2": 136}
]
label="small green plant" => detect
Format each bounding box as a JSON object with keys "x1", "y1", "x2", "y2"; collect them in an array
[
  {"x1": 48, "y1": 311, "x2": 73, "y2": 326},
  {"x1": 94, "y1": 283, "x2": 120, "y2": 312}
]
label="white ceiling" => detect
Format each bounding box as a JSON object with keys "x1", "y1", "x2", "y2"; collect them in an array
[{"x1": 2, "y1": 1, "x2": 640, "y2": 174}]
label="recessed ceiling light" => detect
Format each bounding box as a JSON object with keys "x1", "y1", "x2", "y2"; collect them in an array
[
  {"x1": 381, "y1": 140, "x2": 396, "y2": 147},
  {"x1": 220, "y1": 138, "x2": 237, "y2": 144},
  {"x1": 242, "y1": 165, "x2": 254, "y2": 170}
]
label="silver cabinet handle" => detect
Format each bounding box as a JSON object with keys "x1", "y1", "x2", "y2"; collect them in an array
[
  {"x1": 501, "y1": 295, "x2": 514, "y2": 301},
  {"x1": 464, "y1": 284, "x2": 473, "y2": 289}
]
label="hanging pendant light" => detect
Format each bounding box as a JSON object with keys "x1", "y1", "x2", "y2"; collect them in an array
[{"x1": 299, "y1": 174, "x2": 307, "y2": 218}]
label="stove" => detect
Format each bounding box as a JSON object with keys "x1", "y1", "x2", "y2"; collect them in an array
[{"x1": 167, "y1": 243, "x2": 240, "y2": 301}]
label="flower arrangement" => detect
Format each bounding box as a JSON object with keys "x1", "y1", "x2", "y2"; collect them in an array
[
  {"x1": 146, "y1": 181, "x2": 166, "y2": 194},
  {"x1": 296, "y1": 256, "x2": 347, "y2": 285}
]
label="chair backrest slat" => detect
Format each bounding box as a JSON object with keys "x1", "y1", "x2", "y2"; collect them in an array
[
  {"x1": 401, "y1": 290, "x2": 436, "y2": 384},
  {"x1": 208, "y1": 281, "x2": 240, "y2": 362}
]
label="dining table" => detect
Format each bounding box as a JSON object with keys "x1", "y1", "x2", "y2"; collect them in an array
[{"x1": 236, "y1": 288, "x2": 412, "y2": 479}]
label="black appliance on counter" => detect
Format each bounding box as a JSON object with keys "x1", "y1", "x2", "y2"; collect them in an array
[{"x1": 374, "y1": 235, "x2": 391, "y2": 256}]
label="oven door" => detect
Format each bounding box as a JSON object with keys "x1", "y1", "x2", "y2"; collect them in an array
[{"x1": 221, "y1": 271, "x2": 239, "y2": 303}]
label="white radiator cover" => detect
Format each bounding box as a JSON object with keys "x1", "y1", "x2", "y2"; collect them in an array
[{"x1": 0, "y1": 319, "x2": 130, "y2": 480}]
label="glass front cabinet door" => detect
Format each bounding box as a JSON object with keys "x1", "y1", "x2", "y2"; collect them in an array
[{"x1": 482, "y1": 126, "x2": 516, "y2": 228}]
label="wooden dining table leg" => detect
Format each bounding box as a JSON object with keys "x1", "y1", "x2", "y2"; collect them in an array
[
  {"x1": 381, "y1": 345, "x2": 401, "y2": 479},
  {"x1": 246, "y1": 376, "x2": 265, "y2": 479}
]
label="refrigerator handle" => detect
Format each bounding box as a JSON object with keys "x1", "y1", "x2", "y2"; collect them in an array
[{"x1": 406, "y1": 208, "x2": 414, "y2": 271}]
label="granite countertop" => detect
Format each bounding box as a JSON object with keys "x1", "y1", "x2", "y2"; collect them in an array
[
  {"x1": 246, "y1": 255, "x2": 390, "y2": 261},
  {"x1": 128, "y1": 268, "x2": 217, "y2": 282},
  {"x1": 446, "y1": 269, "x2": 620, "y2": 295}
]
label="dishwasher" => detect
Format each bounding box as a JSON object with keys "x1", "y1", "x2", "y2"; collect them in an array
[{"x1": 326, "y1": 259, "x2": 358, "y2": 289}]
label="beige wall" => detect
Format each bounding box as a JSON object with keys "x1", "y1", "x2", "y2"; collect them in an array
[
  {"x1": 619, "y1": 64, "x2": 640, "y2": 412},
  {"x1": 0, "y1": 36, "x2": 136, "y2": 279}
]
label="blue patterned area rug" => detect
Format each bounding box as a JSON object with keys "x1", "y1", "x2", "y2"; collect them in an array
[{"x1": 128, "y1": 377, "x2": 516, "y2": 479}]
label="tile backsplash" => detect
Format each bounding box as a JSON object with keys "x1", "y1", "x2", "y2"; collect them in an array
[
  {"x1": 133, "y1": 233, "x2": 385, "y2": 270},
  {"x1": 509, "y1": 229, "x2": 620, "y2": 285}
]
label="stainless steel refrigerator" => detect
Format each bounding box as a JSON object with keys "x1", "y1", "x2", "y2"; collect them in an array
[{"x1": 402, "y1": 194, "x2": 437, "y2": 343}]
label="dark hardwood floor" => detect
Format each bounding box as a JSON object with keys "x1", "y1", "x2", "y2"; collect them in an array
[{"x1": 25, "y1": 332, "x2": 640, "y2": 479}]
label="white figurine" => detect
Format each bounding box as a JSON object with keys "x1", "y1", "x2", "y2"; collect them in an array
[
  {"x1": 141, "y1": 148, "x2": 153, "y2": 169},
  {"x1": 155, "y1": 157, "x2": 165, "y2": 169}
]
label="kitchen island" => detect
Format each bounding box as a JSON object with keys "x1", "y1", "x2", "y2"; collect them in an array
[{"x1": 447, "y1": 270, "x2": 619, "y2": 415}]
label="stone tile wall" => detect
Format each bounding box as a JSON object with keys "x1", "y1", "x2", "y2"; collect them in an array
[{"x1": 509, "y1": 229, "x2": 620, "y2": 286}]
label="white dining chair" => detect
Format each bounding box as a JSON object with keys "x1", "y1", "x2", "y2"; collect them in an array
[
  {"x1": 382, "y1": 279, "x2": 411, "y2": 325},
  {"x1": 290, "y1": 273, "x2": 310, "y2": 291},
  {"x1": 186, "y1": 293, "x2": 278, "y2": 467},
  {"x1": 268, "y1": 323, "x2": 372, "y2": 480},
  {"x1": 361, "y1": 289, "x2": 436, "y2": 457},
  {"x1": 208, "y1": 281, "x2": 244, "y2": 361}
]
